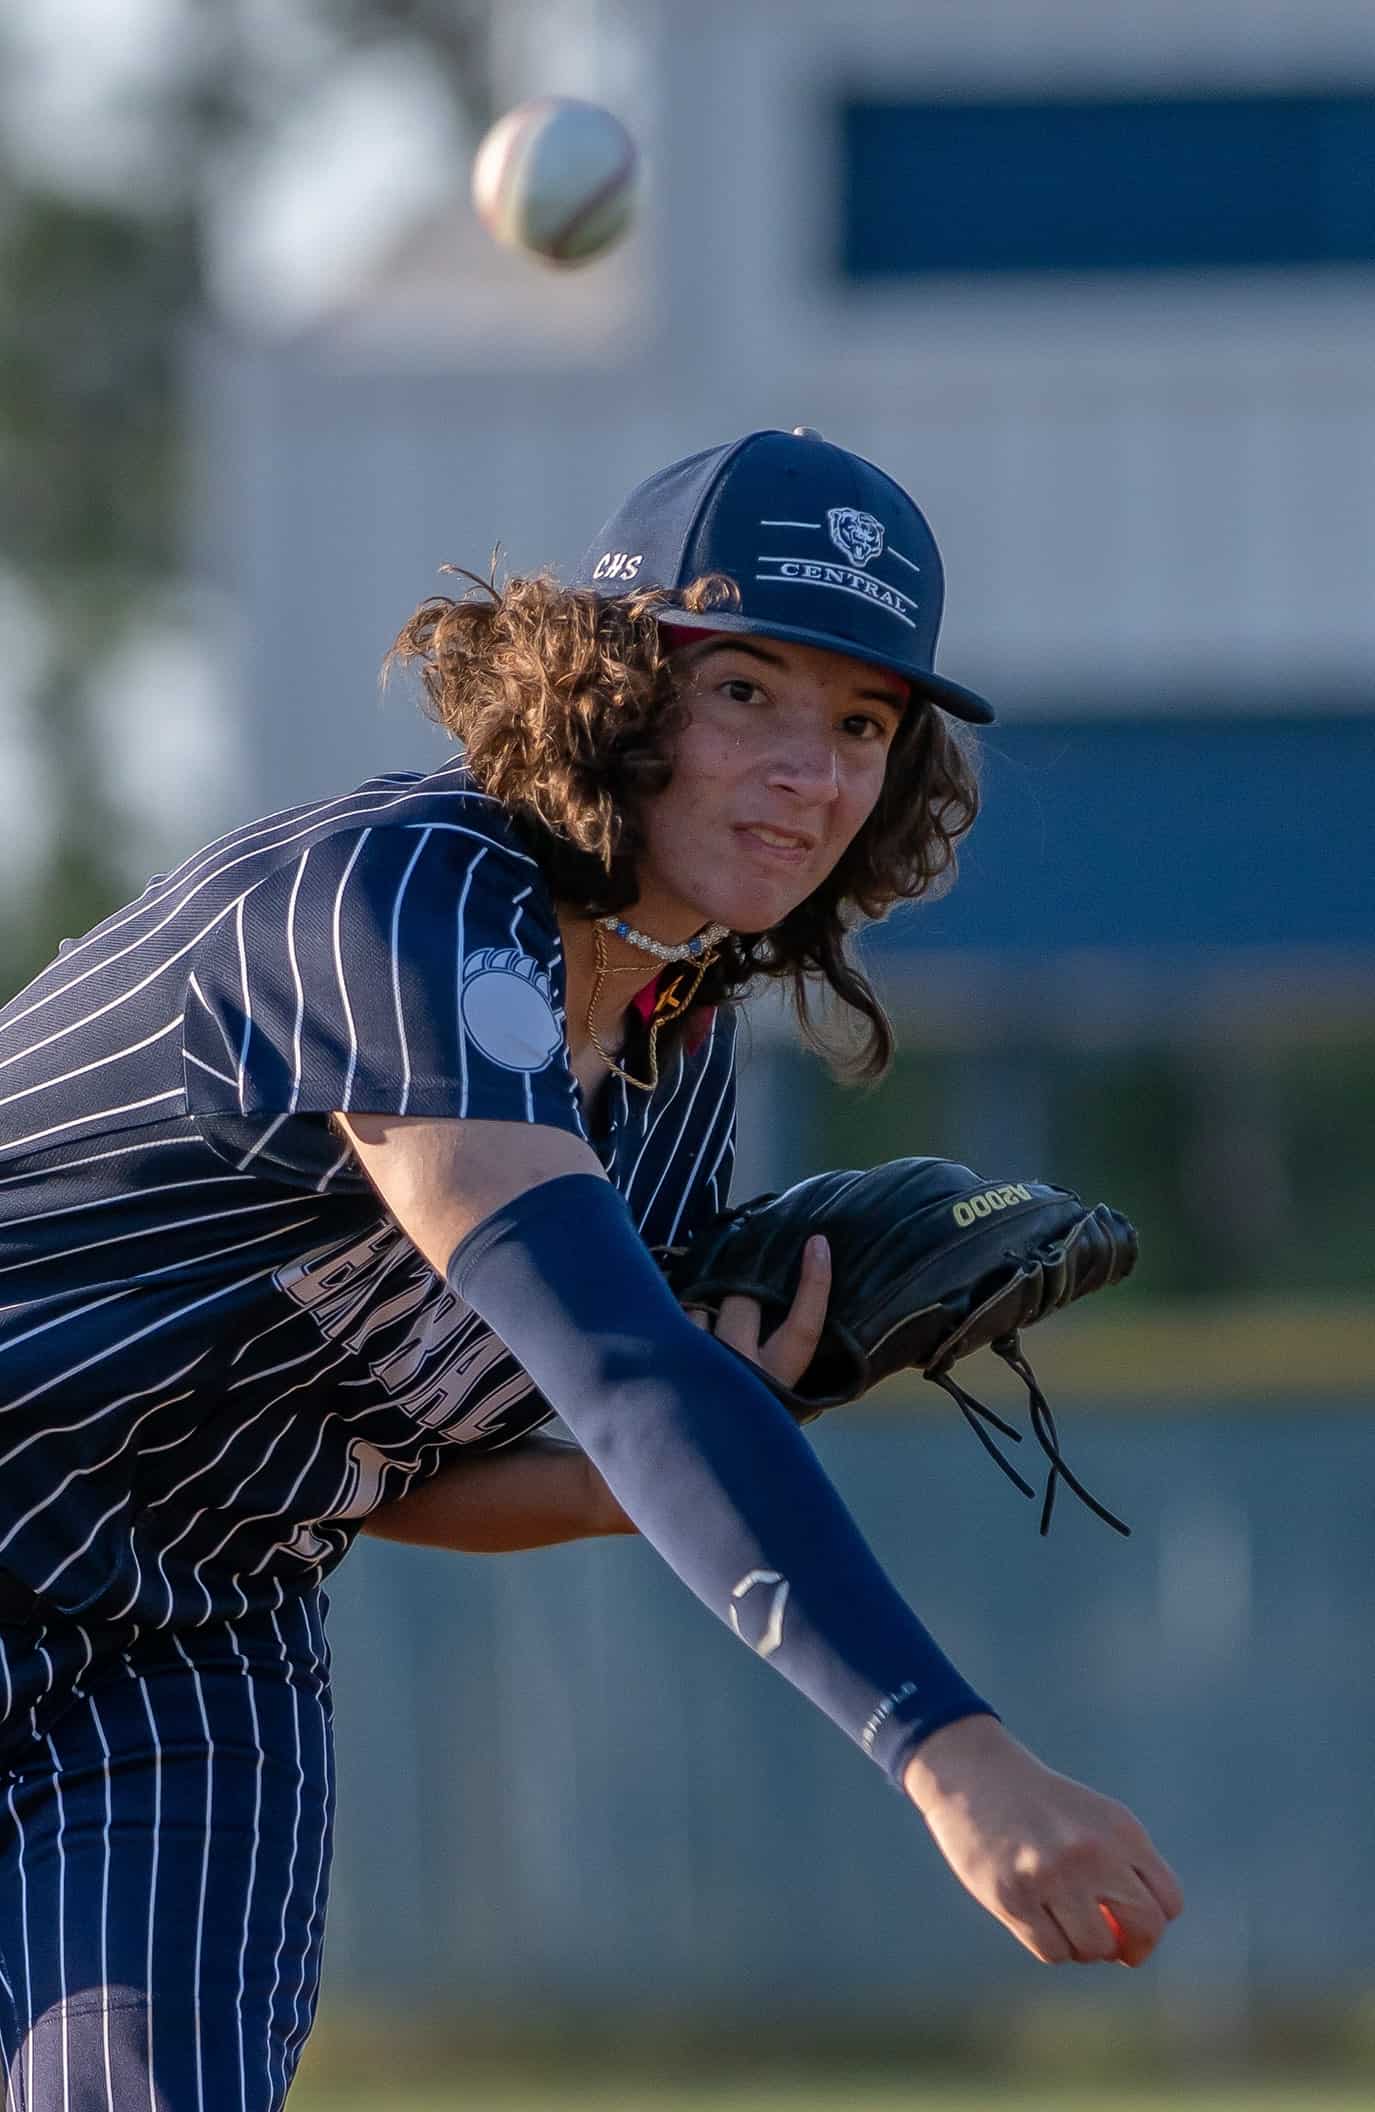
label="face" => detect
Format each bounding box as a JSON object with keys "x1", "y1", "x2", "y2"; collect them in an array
[{"x1": 633, "y1": 635, "x2": 908, "y2": 937}]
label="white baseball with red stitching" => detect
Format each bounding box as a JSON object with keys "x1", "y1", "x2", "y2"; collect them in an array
[{"x1": 471, "y1": 96, "x2": 639, "y2": 265}]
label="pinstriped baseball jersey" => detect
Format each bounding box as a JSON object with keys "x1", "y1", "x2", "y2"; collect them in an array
[{"x1": 0, "y1": 758, "x2": 737, "y2": 1629}]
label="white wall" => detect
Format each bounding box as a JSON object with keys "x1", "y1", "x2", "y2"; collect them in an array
[{"x1": 196, "y1": 0, "x2": 1375, "y2": 820}]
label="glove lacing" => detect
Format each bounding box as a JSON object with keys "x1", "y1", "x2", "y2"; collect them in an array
[{"x1": 926, "y1": 1333, "x2": 1130, "y2": 1539}]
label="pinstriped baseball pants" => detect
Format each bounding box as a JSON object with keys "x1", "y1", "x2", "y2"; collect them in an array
[{"x1": 0, "y1": 1594, "x2": 334, "y2": 2111}]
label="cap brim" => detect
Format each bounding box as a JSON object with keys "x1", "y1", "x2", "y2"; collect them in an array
[{"x1": 654, "y1": 607, "x2": 996, "y2": 724}]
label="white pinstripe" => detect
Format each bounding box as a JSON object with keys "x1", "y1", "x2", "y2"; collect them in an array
[
  {"x1": 0, "y1": 1286, "x2": 132, "y2": 1365},
  {"x1": 223, "y1": 1619, "x2": 265, "y2": 2112},
  {"x1": 166, "y1": 1361, "x2": 353, "y2": 1616},
  {"x1": 453, "y1": 849, "x2": 487, "y2": 1118},
  {"x1": 42, "y1": 1734, "x2": 70, "y2": 2112},
  {"x1": 312, "y1": 1141, "x2": 355, "y2": 1194},
  {"x1": 681, "y1": 1100, "x2": 736, "y2": 1236},
  {"x1": 1, "y1": 1224, "x2": 312, "y2": 1385},
  {"x1": 27, "y1": 1493, "x2": 132, "y2": 1598},
  {"x1": 87, "y1": 1696, "x2": 117, "y2": 2112},
  {"x1": 0, "y1": 1357, "x2": 205, "y2": 1474},
  {"x1": 34, "y1": 1640, "x2": 55, "y2": 1709},
  {"x1": 171, "y1": 1635, "x2": 215, "y2": 2112},
  {"x1": 224, "y1": 1337, "x2": 347, "y2": 1398},
  {"x1": 125, "y1": 1391, "x2": 214, "y2": 1470},
  {"x1": 389, "y1": 827, "x2": 433, "y2": 1117},
  {"x1": 208, "y1": 1402, "x2": 350, "y2": 1584},
  {"x1": 264, "y1": 1609, "x2": 303, "y2": 2106},
  {"x1": 638, "y1": 1021, "x2": 723, "y2": 1224},
  {"x1": 144, "y1": 1398, "x2": 325, "y2": 1615},
  {"x1": 401, "y1": 820, "x2": 535, "y2": 859},
  {"x1": 279, "y1": 1599, "x2": 329, "y2": 2078},
  {"x1": 507, "y1": 888, "x2": 538, "y2": 1123},
  {"x1": 0, "y1": 891, "x2": 241, "y2": 1074},
  {"x1": 69, "y1": 1623, "x2": 94, "y2": 1690},
  {"x1": 6, "y1": 1777, "x2": 34, "y2": 2110},
  {"x1": 283, "y1": 852, "x2": 310, "y2": 1119},
  {"x1": 9, "y1": 789, "x2": 394, "y2": 984},
  {"x1": 0, "y1": 1240, "x2": 314, "y2": 1416},
  {"x1": 234, "y1": 898, "x2": 253, "y2": 1115},
  {"x1": 234, "y1": 1113, "x2": 292, "y2": 1175},
  {"x1": 330, "y1": 830, "x2": 370, "y2": 1114},
  {"x1": 0, "y1": 1172, "x2": 251, "y2": 1238},
  {"x1": 0, "y1": 1194, "x2": 306, "y2": 1284},
  {"x1": 187, "y1": 971, "x2": 240, "y2": 1070},
  {"x1": 135, "y1": 1675, "x2": 162, "y2": 2112},
  {"x1": 663, "y1": 1049, "x2": 735, "y2": 1245},
  {"x1": 622, "y1": 1043, "x2": 690, "y2": 1200},
  {"x1": 0, "y1": 1017, "x2": 184, "y2": 1110},
  {"x1": 0, "y1": 1132, "x2": 218, "y2": 1193},
  {"x1": 184, "y1": 1049, "x2": 239, "y2": 1091},
  {"x1": 0, "y1": 1091, "x2": 184, "y2": 1159},
  {"x1": 0, "y1": 777, "x2": 515, "y2": 1037}
]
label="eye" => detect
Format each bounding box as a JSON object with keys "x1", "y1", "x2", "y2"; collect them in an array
[
  {"x1": 722, "y1": 677, "x2": 764, "y2": 705},
  {"x1": 840, "y1": 711, "x2": 890, "y2": 743}
]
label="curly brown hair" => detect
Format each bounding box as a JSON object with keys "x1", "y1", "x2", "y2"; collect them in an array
[{"x1": 385, "y1": 568, "x2": 980, "y2": 1080}]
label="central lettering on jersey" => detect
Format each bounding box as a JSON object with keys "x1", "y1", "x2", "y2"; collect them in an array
[
  {"x1": 459, "y1": 947, "x2": 562, "y2": 1073},
  {"x1": 283, "y1": 1436, "x2": 428, "y2": 1561},
  {"x1": 275, "y1": 1225, "x2": 544, "y2": 1447},
  {"x1": 755, "y1": 557, "x2": 918, "y2": 631}
]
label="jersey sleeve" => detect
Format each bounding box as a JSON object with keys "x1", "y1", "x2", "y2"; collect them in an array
[{"x1": 182, "y1": 823, "x2": 583, "y2": 1139}]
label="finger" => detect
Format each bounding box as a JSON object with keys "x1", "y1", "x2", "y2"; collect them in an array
[
  {"x1": 763, "y1": 1237, "x2": 831, "y2": 1366},
  {"x1": 1098, "y1": 1891, "x2": 1167, "y2": 1968},
  {"x1": 1008, "y1": 1905, "x2": 1073, "y2": 1966},
  {"x1": 684, "y1": 1307, "x2": 712, "y2": 1330},
  {"x1": 714, "y1": 1294, "x2": 762, "y2": 1358},
  {"x1": 1041, "y1": 1889, "x2": 1121, "y2": 1965},
  {"x1": 1136, "y1": 1854, "x2": 1185, "y2": 1923}
]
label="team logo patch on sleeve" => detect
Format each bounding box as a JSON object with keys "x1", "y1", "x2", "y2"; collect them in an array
[{"x1": 460, "y1": 948, "x2": 562, "y2": 1073}]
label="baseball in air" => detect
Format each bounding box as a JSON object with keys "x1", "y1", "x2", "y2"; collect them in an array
[{"x1": 471, "y1": 97, "x2": 639, "y2": 265}]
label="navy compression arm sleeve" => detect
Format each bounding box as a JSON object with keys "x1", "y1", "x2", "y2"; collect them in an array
[{"x1": 449, "y1": 1174, "x2": 994, "y2": 1783}]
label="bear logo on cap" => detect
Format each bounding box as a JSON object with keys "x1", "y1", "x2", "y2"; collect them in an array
[{"x1": 827, "y1": 507, "x2": 885, "y2": 569}]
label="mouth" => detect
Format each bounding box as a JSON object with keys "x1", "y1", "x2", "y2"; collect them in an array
[{"x1": 736, "y1": 824, "x2": 818, "y2": 867}]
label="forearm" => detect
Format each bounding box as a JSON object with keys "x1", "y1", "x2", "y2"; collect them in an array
[
  {"x1": 361, "y1": 1437, "x2": 635, "y2": 1553},
  {"x1": 451, "y1": 1175, "x2": 994, "y2": 1782}
]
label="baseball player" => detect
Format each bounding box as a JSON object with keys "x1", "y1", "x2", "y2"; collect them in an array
[{"x1": 0, "y1": 429, "x2": 1182, "y2": 2109}]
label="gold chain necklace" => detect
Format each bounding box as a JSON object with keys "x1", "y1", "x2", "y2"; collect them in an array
[{"x1": 585, "y1": 922, "x2": 720, "y2": 1093}]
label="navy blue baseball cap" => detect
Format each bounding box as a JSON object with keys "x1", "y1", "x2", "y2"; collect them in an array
[{"x1": 570, "y1": 427, "x2": 994, "y2": 725}]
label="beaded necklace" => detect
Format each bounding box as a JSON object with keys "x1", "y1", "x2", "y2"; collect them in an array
[{"x1": 585, "y1": 915, "x2": 730, "y2": 1092}]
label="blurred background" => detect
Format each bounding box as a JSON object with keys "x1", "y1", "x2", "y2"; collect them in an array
[{"x1": 2, "y1": 0, "x2": 1373, "y2": 2106}]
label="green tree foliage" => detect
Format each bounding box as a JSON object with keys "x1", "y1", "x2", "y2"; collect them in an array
[
  {"x1": 0, "y1": 191, "x2": 200, "y2": 993},
  {"x1": 0, "y1": 0, "x2": 498, "y2": 999}
]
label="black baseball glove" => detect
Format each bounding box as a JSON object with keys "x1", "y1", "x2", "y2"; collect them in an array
[{"x1": 661, "y1": 1157, "x2": 1138, "y2": 1537}]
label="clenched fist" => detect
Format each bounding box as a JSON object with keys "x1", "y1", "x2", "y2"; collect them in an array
[{"x1": 903, "y1": 1713, "x2": 1184, "y2": 1966}]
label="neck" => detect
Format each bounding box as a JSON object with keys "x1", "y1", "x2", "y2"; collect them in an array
[{"x1": 557, "y1": 911, "x2": 660, "y2": 1062}]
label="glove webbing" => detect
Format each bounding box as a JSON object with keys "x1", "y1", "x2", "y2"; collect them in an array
[{"x1": 926, "y1": 1333, "x2": 1130, "y2": 1540}]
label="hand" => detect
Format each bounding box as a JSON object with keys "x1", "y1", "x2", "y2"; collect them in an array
[
  {"x1": 687, "y1": 1234, "x2": 831, "y2": 1392},
  {"x1": 902, "y1": 1714, "x2": 1184, "y2": 1967}
]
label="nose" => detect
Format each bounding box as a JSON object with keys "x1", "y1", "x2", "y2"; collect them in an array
[{"x1": 764, "y1": 731, "x2": 840, "y2": 804}]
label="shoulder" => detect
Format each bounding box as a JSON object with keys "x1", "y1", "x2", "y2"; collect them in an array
[
  {"x1": 216, "y1": 758, "x2": 544, "y2": 897},
  {"x1": 206, "y1": 764, "x2": 566, "y2": 1003},
  {"x1": 153, "y1": 759, "x2": 555, "y2": 952}
]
